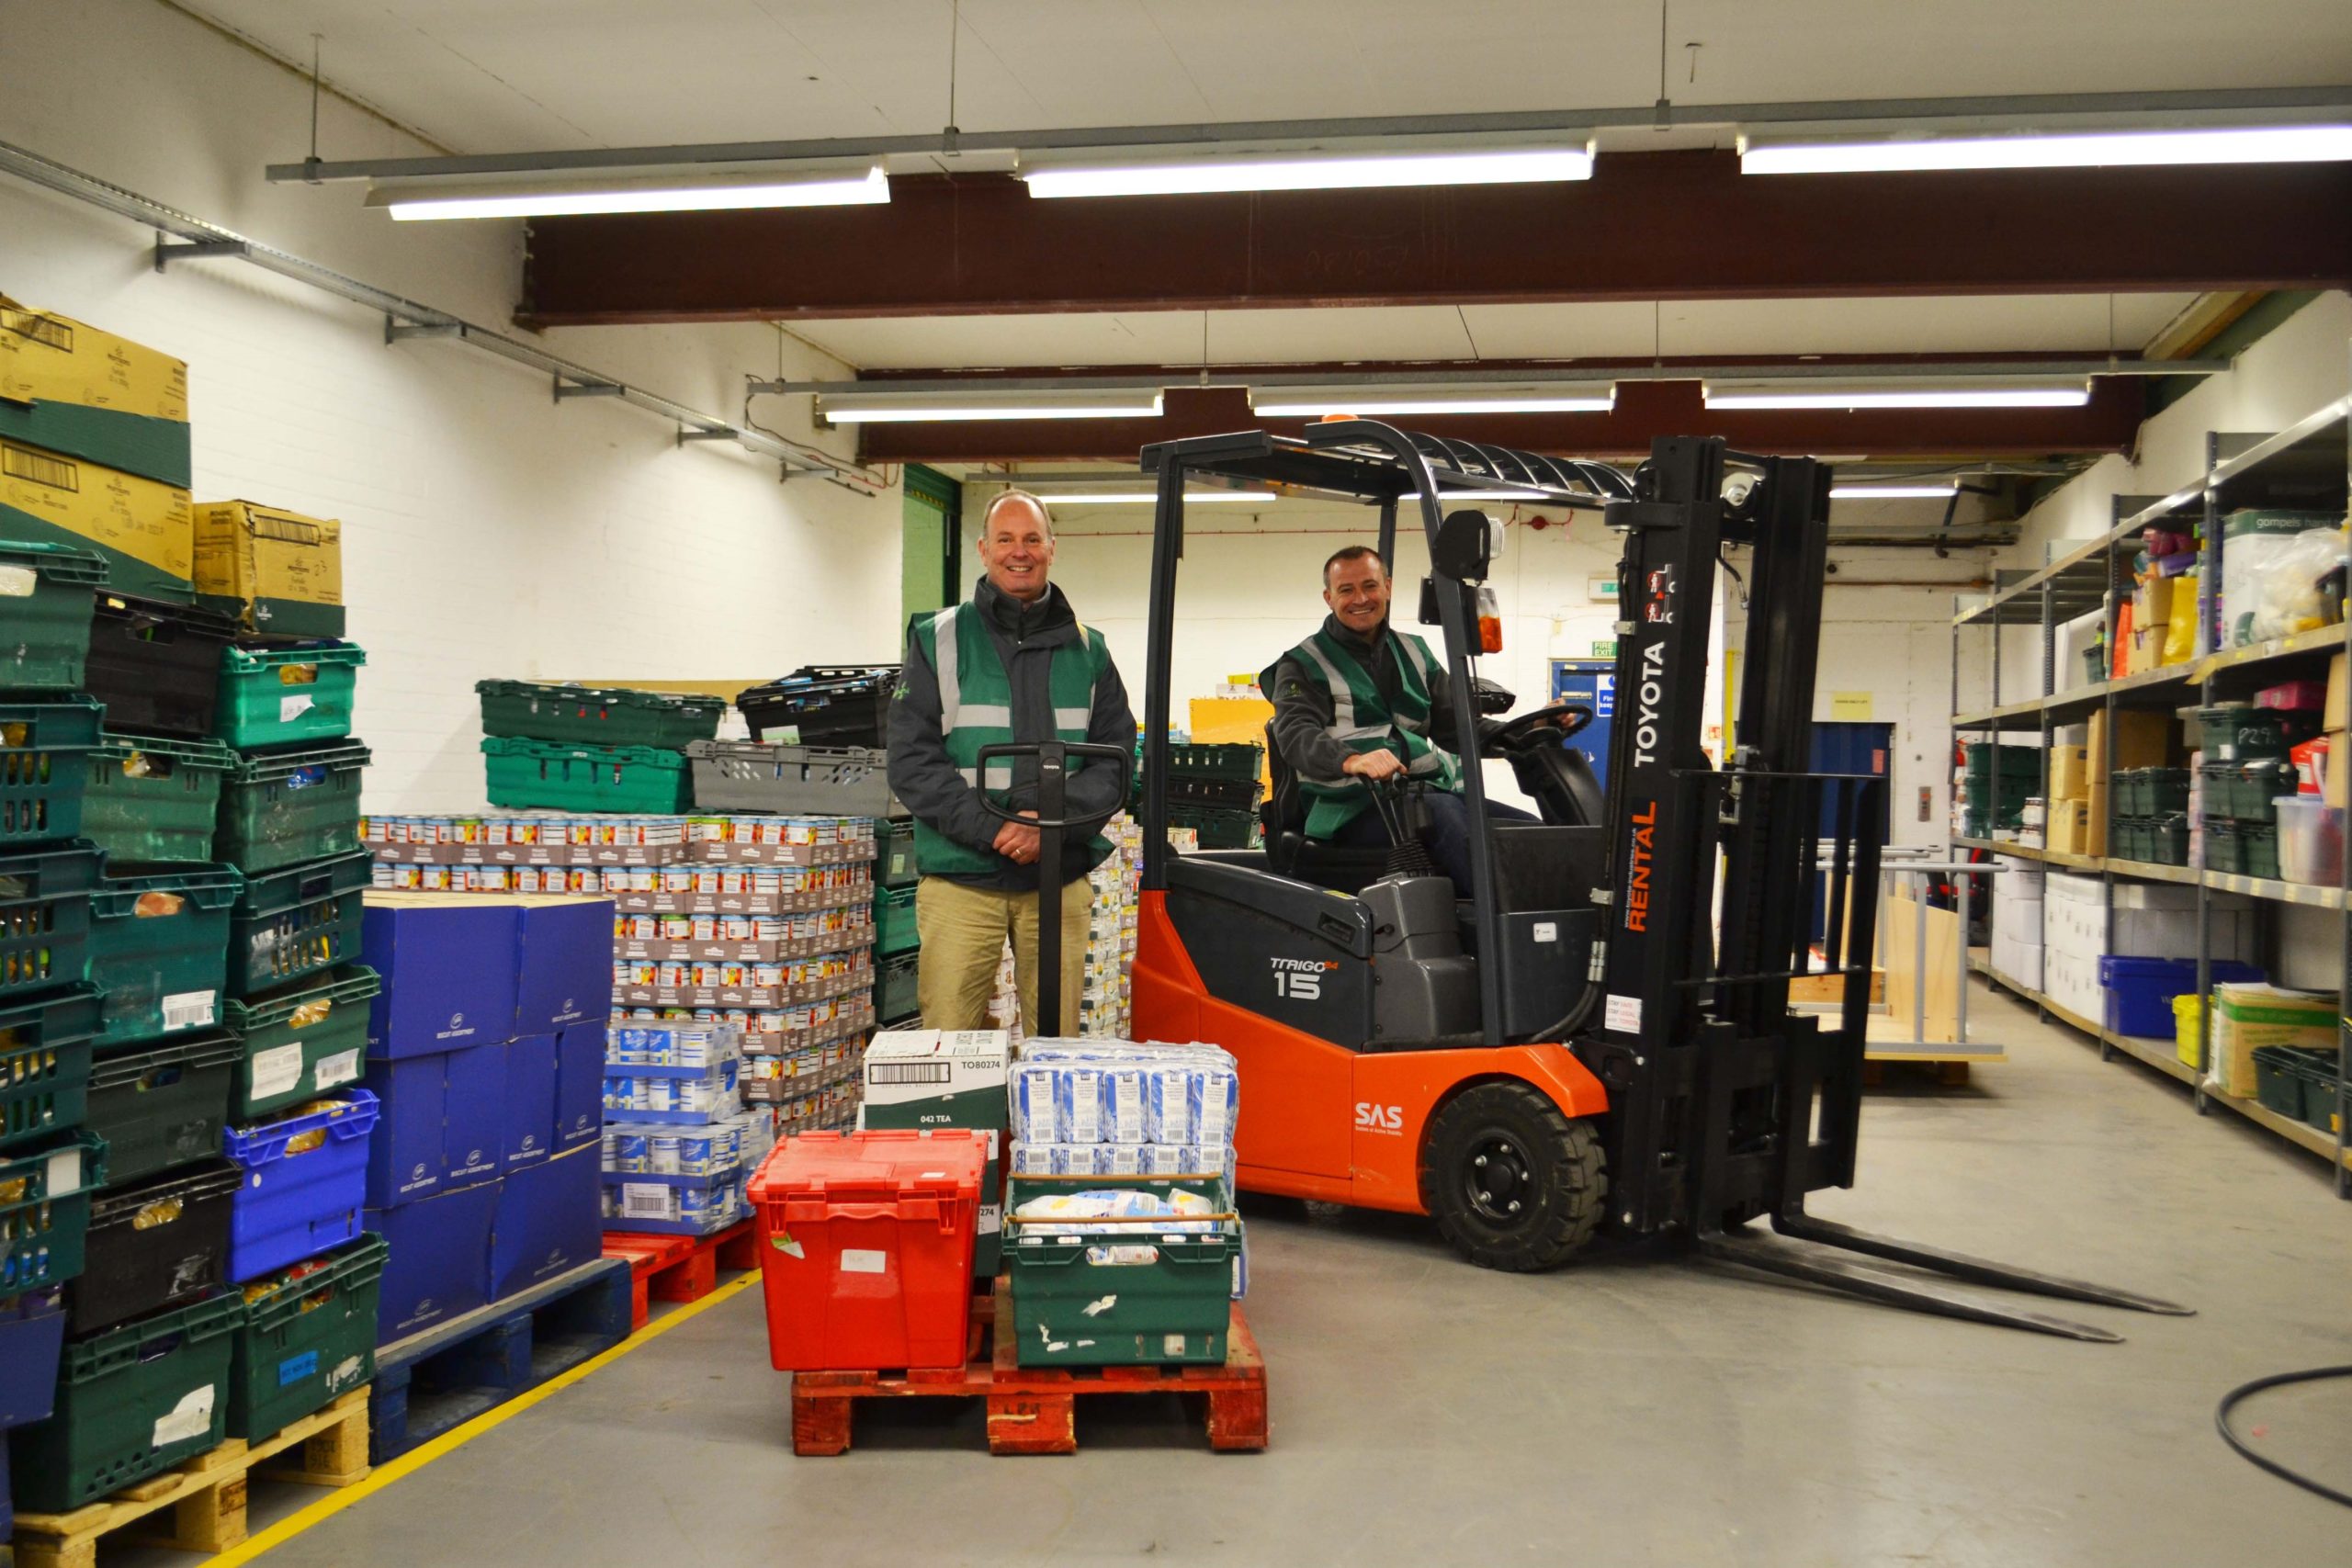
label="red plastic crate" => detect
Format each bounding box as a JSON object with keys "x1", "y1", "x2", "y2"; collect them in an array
[{"x1": 748, "y1": 1129, "x2": 987, "y2": 1372}]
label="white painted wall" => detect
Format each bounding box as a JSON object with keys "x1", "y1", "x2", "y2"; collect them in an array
[{"x1": 0, "y1": 0, "x2": 903, "y2": 811}]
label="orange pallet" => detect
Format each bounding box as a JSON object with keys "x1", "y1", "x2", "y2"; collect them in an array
[
  {"x1": 790, "y1": 1279, "x2": 1268, "y2": 1457},
  {"x1": 601, "y1": 1218, "x2": 760, "y2": 1330}
]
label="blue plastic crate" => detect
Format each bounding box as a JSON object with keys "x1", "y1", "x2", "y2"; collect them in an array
[
  {"x1": 222, "y1": 1089, "x2": 379, "y2": 1281},
  {"x1": 0, "y1": 1286, "x2": 66, "y2": 1427},
  {"x1": 2098, "y1": 956, "x2": 2266, "y2": 1038}
]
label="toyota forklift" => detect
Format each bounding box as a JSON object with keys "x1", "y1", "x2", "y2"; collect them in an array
[{"x1": 1127, "y1": 421, "x2": 2188, "y2": 1339}]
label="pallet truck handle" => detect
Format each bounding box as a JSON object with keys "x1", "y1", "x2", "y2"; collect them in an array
[{"x1": 971, "y1": 740, "x2": 1136, "y2": 1039}]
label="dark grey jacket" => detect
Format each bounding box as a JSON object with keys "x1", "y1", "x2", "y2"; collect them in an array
[
  {"x1": 1266, "y1": 615, "x2": 1465, "y2": 784},
  {"x1": 886, "y1": 577, "x2": 1136, "y2": 890}
]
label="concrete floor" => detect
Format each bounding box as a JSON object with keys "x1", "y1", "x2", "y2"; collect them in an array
[{"x1": 228, "y1": 982, "x2": 2350, "y2": 1567}]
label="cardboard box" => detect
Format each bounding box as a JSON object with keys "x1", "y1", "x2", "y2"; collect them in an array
[
  {"x1": 514, "y1": 896, "x2": 616, "y2": 1034},
  {"x1": 191, "y1": 502, "x2": 344, "y2": 637},
  {"x1": 0, "y1": 436, "x2": 193, "y2": 603},
  {"x1": 0, "y1": 298, "x2": 187, "y2": 421},
  {"x1": 552, "y1": 1023, "x2": 605, "y2": 1152},
  {"x1": 490, "y1": 1141, "x2": 602, "y2": 1301},
  {"x1": 2048, "y1": 745, "x2": 2090, "y2": 802},
  {"x1": 368, "y1": 1179, "x2": 498, "y2": 1344},
  {"x1": 503, "y1": 1034, "x2": 558, "y2": 1171},
  {"x1": 861, "y1": 1028, "x2": 1010, "y2": 1277},
  {"x1": 362, "y1": 894, "x2": 522, "y2": 1056},
  {"x1": 362, "y1": 1043, "x2": 504, "y2": 1209},
  {"x1": 2088, "y1": 707, "x2": 2175, "y2": 776},
  {"x1": 444, "y1": 1043, "x2": 505, "y2": 1186},
  {"x1": 2211, "y1": 983, "x2": 2337, "y2": 1098},
  {"x1": 2047, "y1": 799, "x2": 2090, "y2": 856},
  {"x1": 2326, "y1": 728, "x2": 2347, "y2": 810},
  {"x1": 0, "y1": 400, "x2": 189, "y2": 491},
  {"x1": 2327, "y1": 653, "x2": 2347, "y2": 735}
]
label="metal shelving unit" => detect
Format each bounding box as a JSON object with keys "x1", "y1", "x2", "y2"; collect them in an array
[{"x1": 1951, "y1": 384, "x2": 2352, "y2": 1195}]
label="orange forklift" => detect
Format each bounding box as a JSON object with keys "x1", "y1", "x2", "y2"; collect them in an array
[{"x1": 1124, "y1": 422, "x2": 2188, "y2": 1338}]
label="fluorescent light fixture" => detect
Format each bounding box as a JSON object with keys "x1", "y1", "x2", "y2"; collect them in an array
[
  {"x1": 1739, "y1": 124, "x2": 2352, "y2": 175},
  {"x1": 1254, "y1": 383, "x2": 1616, "y2": 417},
  {"x1": 1702, "y1": 379, "x2": 2090, "y2": 411},
  {"x1": 371, "y1": 163, "x2": 889, "y2": 220},
  {"x1": 818, "y1": 390, "x2": 1166, "y2": 423},
  {"x1": 1037, "y1": 491, "x2": 1278, "y2": 504},
  {"x1": 1021, "y1": 144, "x2": 1592, "y2": 198},
  {"x1": 1828, "y1": 483, "x2": 1961, "y2": 500}
]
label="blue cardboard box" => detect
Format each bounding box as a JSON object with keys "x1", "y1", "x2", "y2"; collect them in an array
[
  {"x1": 362, "y1": 1053, "x2": 448, "y2": 1208},
  {"x1": 552, "y1": 1023, "x2": 605, "y2": 1153},
  {"x1": 503, "y1": 1034, "x2": 557, "y2": 1172},
  {"x1": 489, "y1": 1142, "x2": 600, "y2": 1302},
  {"x1": 514, "y1": 896, "x2": 614, "y2": 1034},
  {"x1": 368, "y1": 1178, "x2": 499, "y2": 1344},
  {"x1": 361, "y1": 894, "x2": 520, "y2": 1057},
  {"x1": 444, "y1": 1043, "x2": 506, "y2": 1186}
]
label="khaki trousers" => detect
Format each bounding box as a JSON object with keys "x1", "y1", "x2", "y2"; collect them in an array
[{"x1": 915, "y1": 874, "x2": 1090, "y2": 1037}]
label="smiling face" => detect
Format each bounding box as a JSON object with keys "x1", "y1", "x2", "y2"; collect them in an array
[
  {"x1": 978, "y1": 493, "x2": 1057, "y2": 603},
  {"x1": 1323, "y1": 549, "x2": 1392, "y2": 636}
]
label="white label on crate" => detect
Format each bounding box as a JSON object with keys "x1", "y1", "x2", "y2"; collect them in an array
[
  {"x1": 839, "y1": 1248, "x2": 888, "y2": 1275},
  {"x1": 153, "y1": 1383, "x2": 217, "y2": 1446},
  {"x1": 313, "y1": 1049, "x2": 360, "y2": 1091},
  {"x1": 1533, "y1": 921, "x2": 1558, "y2": 943},
  {"x1": 1604, "y1": 993, "x2": 1643, "y2": 1032},
  {"x1": 163, "y1": 990, "x2": 217, "y2": 1030},
  {"x1": 280, "y1": 694, "x2": 315, "y2": 722},
  {"x1": 48, "y1": 1146, "x2": 83, "y2": 1196},
  {"x1": 249, "y1": 1043, "x2": 304, "y2": 1100},
  {"x1": 0, "y1": 566, "x2": 34, "y2": 597},
  {"x1": 1162, "y1": 1335, "x2": 1187, "y2": 1359},
  {"x1": 621, "y1": 1183, "x2": 675, "y2": 1221}
]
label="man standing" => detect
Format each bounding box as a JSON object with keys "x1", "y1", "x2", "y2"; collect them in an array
[
  {"x1": 888, "y1": 490, "x2": 1136, "y2": 1037},
  {"x1": 1268, "y1": 545, "x2": 1534, "y2": 894}
]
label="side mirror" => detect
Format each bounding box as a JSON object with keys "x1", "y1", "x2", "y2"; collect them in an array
[{"x1": 1431, "y1": 508, "x2": 1498, "y2": 582}]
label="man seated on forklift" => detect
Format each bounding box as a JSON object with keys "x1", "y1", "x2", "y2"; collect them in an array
[{"x1": 1268, "y1": 545, "x2": 1535, "y2": 894}]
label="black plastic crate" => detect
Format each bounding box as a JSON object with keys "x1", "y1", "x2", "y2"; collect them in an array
[
  {"x1": 738, "y1": 665, "x2": 899, "y2": 749},
  {"x1": 65, "y1": 1160, "x2": 241, "y2": 1335},
  {"x1": 85, "y1": 1031, "x2": 243, "y2": 1185},
  {"x1": 81, "y1": 593, "x2": 237, "y2": 739},
  {"x1": 876, "y1": 949, "x2": 920, "y2": 1022},
  {"x1": 1165, "y1": 774, "x2": 1265, "y2": 810}
]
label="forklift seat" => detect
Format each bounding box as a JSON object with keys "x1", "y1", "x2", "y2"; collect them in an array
[{"x1": 1259, "y1": 722, "x2": 1396, "y2": 893}]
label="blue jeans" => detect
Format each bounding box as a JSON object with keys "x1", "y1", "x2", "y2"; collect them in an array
[{"x1": 1328, "y1": 789, "x2": 1537, "y2": 895}]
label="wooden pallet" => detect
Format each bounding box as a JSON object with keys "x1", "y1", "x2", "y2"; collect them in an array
[
  {"x1": 601, "y1": 1217, "x2": 761, "y2": 1330},
  {"x1": 791, "y1": 1279, "x2": 1268, "y2": 1457},
  {"x1": 9, "y1": 1387, "x2": 369, "y2": 1568}
]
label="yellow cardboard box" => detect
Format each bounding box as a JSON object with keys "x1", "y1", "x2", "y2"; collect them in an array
[
  {"x1": 2211, "y1": 983, "x2": 2336, "y2": 1099},
  {"x1": 2048, "y1": 744, "x2": 2090, "y2": 802},
  {"x1": 0, "y1": 297, "x2": 187, "y2": 421},
  {"x1": 2047, "y1": 798, "x2": 2090, "y2": 856},
  {"x1": 0, "y1": 436, "x2": 192, "y2": 600},
  {"x1": 192, "y1": 502, "x2": 344, "y2": 637},
  {"x1": 2326, "y1": 650, "x2": 2346, "y2": 733},
  {"x1": 2326, "y1": 728, "x2": 2346, "y2": 810}
]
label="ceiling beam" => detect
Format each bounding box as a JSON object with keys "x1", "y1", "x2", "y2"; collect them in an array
[
  {"x1": 518, "y1": 151, "x2": 2352, "y2": 326},
  {"x1": 842, "y1": 378, "x2": 2145, "y2": 466}
]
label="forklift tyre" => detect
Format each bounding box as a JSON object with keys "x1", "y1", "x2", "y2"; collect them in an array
[{"x1": 1419, "y1": 1081, "x2": 1607, "y2": 1272}]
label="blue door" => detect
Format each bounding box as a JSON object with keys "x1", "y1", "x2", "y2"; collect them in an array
[
  {"x1": 1808, "y1": 721, "x2": 1894, "y2": 942},
  {"x1": 1549, "y1": 660, "x2": 1615, "y2": 777}
]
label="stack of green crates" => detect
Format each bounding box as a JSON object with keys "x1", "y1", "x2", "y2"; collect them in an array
[
  {"x1": 874, "y1": 817, "x2": 920, "y2": 1024},
  {"x1": 1959, "y1": 742, "x2": 2041, "y2": 838},
  {"x1": 2112, "y1": 766, "x2": 2192, "y2": 867},
  {"x1": 475, "y1": 680, "x2": 719, "y2": 811},
  {"x1": 2195, "y1": 705, "x2": 2299, "y2": 879}
]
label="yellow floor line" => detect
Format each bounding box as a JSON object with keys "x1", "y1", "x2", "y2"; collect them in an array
[{"x1": 198, "y1": 1269, "x2": 763, "y2": 1568}]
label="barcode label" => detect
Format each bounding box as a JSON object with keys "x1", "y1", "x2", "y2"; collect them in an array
[
  {"x1": 163, "y1": 989, "x2": 217, "y2": 1030},
  {"x1": 1, "y1": 442, "x2": 78, "y2": 492},
  {"x1": 313, "y1": 1048, "x2": 360, "y2": 1090},
  {"x1": 621, "y1": 1183, "x2": 676, "y2": 1220},
  {"x1": 870, "y1": 1062, "x2": 950, "y2": 1085},
  {"x1": 249, "y1": 1043, "x2": 302, "y2": 1100}
]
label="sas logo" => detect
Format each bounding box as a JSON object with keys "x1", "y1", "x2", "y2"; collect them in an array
[
  {"x1": 1270, "y1": 956, "x2": 1336, "y2": 1000},
  {"x1": 1354, "y1": 1101, "x2": 1405, "y2": 1135}
]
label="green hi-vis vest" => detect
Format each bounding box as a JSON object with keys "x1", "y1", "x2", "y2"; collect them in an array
[
  {"x1": 1290, "y1": 625, "x2": 1464, "y2": 838},
  {"x1": 910, "y1": 601, "x2": 1114, "y2": 877}
]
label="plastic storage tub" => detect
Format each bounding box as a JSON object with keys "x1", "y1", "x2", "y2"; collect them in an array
[
  {"x1": 478, "y1": 679, "x2": 725, "y2": 749},
  {"x1": 876, "y1": 949, "x2": 920, "y2": 1022},
  {"x1": 2098, "y1": 956, "x2": 2264, "y2": 1038},
  {"x1": 873, "y1": 884, "x2": 918, "y2": 957},
  {"x1": 66, "y1": 1161, "x2": 242, "y2": 1335},
  {"x1": 0, "y1": 695, "x2": 103, "y2": 847},
  {"x1": 221, "y1": 1089, "x2": 379, "y2": 1281},
  {"x1": 747, "y1": 1129, "x2": 986, "y2": 1371},
  {"x1": 735, "y1": 667, "x2": 897, "y2": 749},
  {"x1": 87, "y1": 862, "x2": 242, "y2": 1048},
  {"x1": 1005, "y1": 1196, "x2": 1240, "y2": 1368},
  {"x1": 2193, "y1": 703, "x2": 2294, "y2": 761},
  {"x1": 228, "y1": 1232, "x2": 384, "y2": 1440},
  {"x1": 83, "y1": 1030, "x2": 243, "y2": 1184},
  {"x1": 221, "y1": 965, "x2": 378, "y2": 1121},
  {"x1": 0, "y1": 983, "x2": 99, "y2": 1152},
  {"x1": 0, "y1": 840, "x2": 98, "y2": 1005},
  {"x1": 0, "y1": 1130, "x2": 106, "y2": 1295},
  {"x1": 0, "y1": 1287, "x2": 67, "y2": 1427},
  {"x1": 227, "y1": 848, "x2": 373, "y2": 998},
  {"x1": 81, "y1": 594, "x2": 236, "y2": 739},
  {"x1": 482, "y1": 736, "x2": 691, "y2": 813},
  {"x1": 5, "y1": 1291, "x2": 243, "y2": 1512},
  {"x1": 215, "y1": 643, "x2": 365, "y2": 750},
  {"x1": 216, "y1": 740, "x2": 369, "y2": 873},
  {"x1": 80, "y1": 733, "x2": 235, "y2": 863},
  {"x1": 0, "y1": 540, "x2": 107, "y2": 690},
  {"x1": 685, "y1": 741, "x2": 898, "y2": 816},
  {"x1": 2272, "y1": 796, "x2": 2345, "y2": 886}
]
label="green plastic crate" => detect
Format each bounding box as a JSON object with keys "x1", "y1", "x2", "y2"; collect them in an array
[
  {"x1": 876, "y1": 817, "x2": 918, "y2": 889},
  {"x1": 0, "y1": 840, "x2": 98, "y2": 1004},
  {"x1": 6, "y1": 1290, "x2": 243, "y2": 1512},
  {"x1": 1166, "y1": 742, "x2": 1263, "y2": 780},
  {"x1": 216, "y1": 740, "x2": 368, "y2": 874},
  {"x1": 87, "y1": 863, "x2": 243, "y2": 1048},
  {"x1": 215, "y1": 644, "x2": 365, "y2": 750},
  {"x1": 2199, "y1": 760, "x2": 2296, "y2": 821},
  {"x1": 2193, "y1": 703, "x2": 2292, "y2": 761},
  {"x1": 228, "y1": 1232, "x2": 383, "y2": 1441},
  {"x1": 2112, "y1": 818, "x2": 2148, "y2": 863},
  {"x1": 0, "y1": 984, "x2": 100, "y2": 1153},
  {"x1": 80, "y1": 733, "x2": 235, "y2": 864},
  {"x1": 874, "y1": 884, "x2": 918, "y2": 957},
  {"x1": 0, "y1": 694, "x2": 103, "y2": 846},
  {"x1": 1005, "y1": 1179, "x2": 1238, "y2": 1368},
  {"x1": 476, "y1": 679, "x2": 724, "y2": 749},
  {"x1": 0, "y1": 540, "x2": 107, "y2": 689},
  {"x1": 2150, "y1": 813, "x2": 2189, "y2": 866},
  {"x1": 227, "y1": 848, "x2": 372, "y2": 998},
  {"x1": 2277, "y1": 1051, "x2": 2346, "y2": 1135},
  {"x1": 0, "y1": 1128, "x2": 105, "y2": 1294},
  {"x1": 2118, "y1": 766, "x2": 2191, "y2": 818},
  {"x1": 220, "y1": 965, "x2": 378, "y2": 1119},
  {"x1": 1170, "y1": 804, "x2": 1259, "y2": 850},
  {"x1": 84, "y1": 1030, "x2": 243, "y2": 1185},
  {"x1": 876, "y1": 949, "x2": 920, "y2": 1021},
  {"x1": 481, "y1": 736, "x2": 689, "y2": 813},
  {"x1": 2249, "y1": 1044, "x2": 2332, "y2": 1122}
]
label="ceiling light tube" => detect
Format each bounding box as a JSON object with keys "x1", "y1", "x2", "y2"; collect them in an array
[
  {"x1": 818, "y1": 389, "x2": 1166, "y2": 423},
  {"x1": 1702, "y1": 380, "x2": 2090, "y2": 411},
  {"x1": 1827, "y1": 484, "x2": 1962, "y2": 500},
  {"x1": 1021, "y1": 144, "x2": 1592, "y2": 198},
  {"x1": 1739, "y1": 124, "x2": 2352, "y2": 175},
  {"x1": 1254, "y1": 383, "x2": 1616, "y2": 417},
  {"x1": 371, "y1": 163, "x2": 889, "y2": 220}
]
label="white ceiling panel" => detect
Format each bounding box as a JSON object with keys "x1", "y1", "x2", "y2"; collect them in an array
[
  {"x1": 785, "y1": 311, "x2": 1211, "y2": 370},
  {"x1": 1204, "y1": 307, "x2": 1476, "y2": 365}
]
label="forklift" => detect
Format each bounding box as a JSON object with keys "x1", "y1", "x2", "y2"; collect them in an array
[{"x1": 1126, "y1": 421, "x2": 2188, "y2": 1339}]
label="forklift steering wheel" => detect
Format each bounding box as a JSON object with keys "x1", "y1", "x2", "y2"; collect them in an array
[{"x1": 1487, "y1": 703, "x2": 1596, "y2": 752}]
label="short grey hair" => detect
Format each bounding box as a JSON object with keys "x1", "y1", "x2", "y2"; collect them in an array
[{"x1": 982, "y1": 487, "x2": 1055, "y2": 539}]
